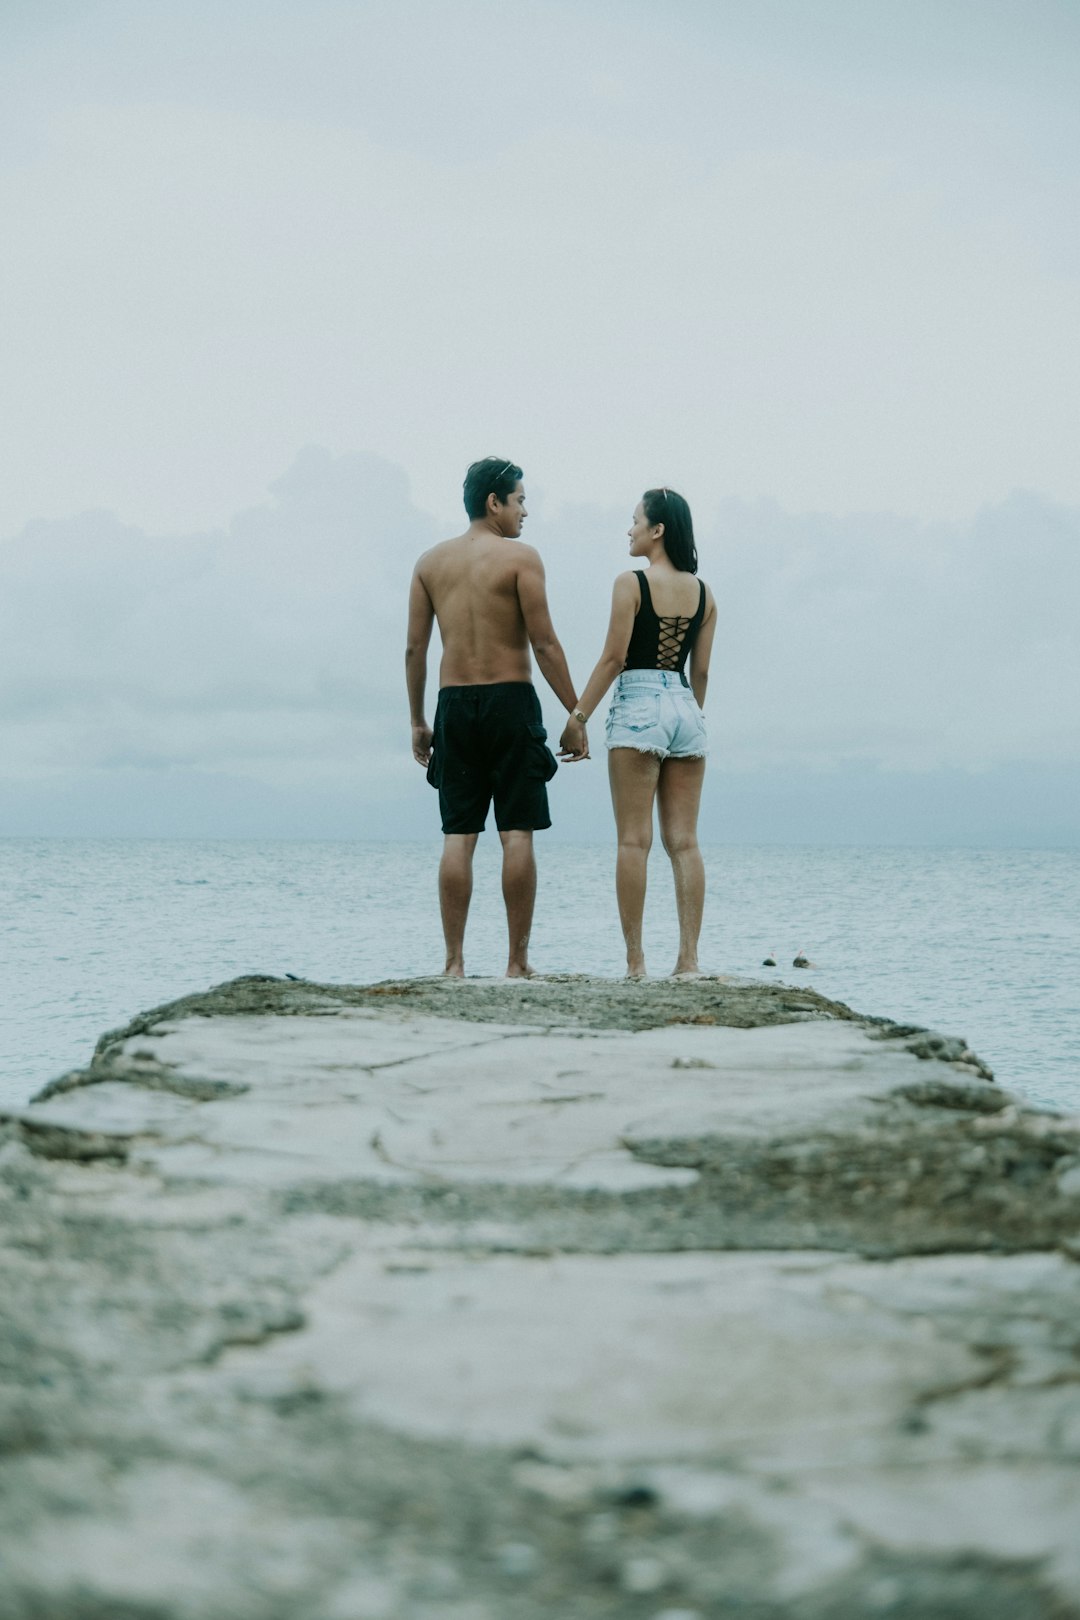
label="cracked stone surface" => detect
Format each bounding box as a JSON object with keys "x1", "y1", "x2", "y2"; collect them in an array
[{"x1": 1, "y1": 973, "x2": 1079, "y2": 1619}]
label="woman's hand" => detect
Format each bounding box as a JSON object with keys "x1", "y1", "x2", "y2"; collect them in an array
[{"x1": 558, "y1": 716, "x2": 590, "y2": 761}]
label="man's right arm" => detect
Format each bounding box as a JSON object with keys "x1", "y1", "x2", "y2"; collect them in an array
[{"x1": 405, "y1": 563, "x2": 435, "y2": 765}]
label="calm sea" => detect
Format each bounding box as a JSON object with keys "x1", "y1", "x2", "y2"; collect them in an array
[{"x1": 1, "y1": 839, "x2": 1077, "y2": 1114}]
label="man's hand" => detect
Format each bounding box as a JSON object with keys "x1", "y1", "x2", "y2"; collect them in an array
[
  {"x1": 558, "y1": 716, "x2": 589, "y2": 762},
  {"x1": 412, "y1": 723, "x2": 433, "y2": 766}
]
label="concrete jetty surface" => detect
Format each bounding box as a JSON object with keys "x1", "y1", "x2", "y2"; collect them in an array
[{"x1": 2, "y1": 973, "x2": 1079, "y2": 1619}]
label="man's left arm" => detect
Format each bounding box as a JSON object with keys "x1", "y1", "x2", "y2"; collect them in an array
[{"x1": 405, "y1": 564, "x2": 435, "y2": 765}]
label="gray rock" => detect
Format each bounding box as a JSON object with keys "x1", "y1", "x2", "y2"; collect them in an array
[
  {"x1": 1057, "y1": 1163, "x2": 1080, "y2": 1197},
  {"x1": 1, "y1": 974, "x2": 1078, "y2": 1620}
]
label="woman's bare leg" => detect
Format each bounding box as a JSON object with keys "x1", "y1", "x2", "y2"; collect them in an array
[
  {"x1": 608, "y1": 748, "x2": 662, "y2": 977},
  {"x1": 657, "y1": 756, "x2": 707, "y2": 975},
  {"x1": 439, "y1": 832, "x2": 479, "y2": 976}
]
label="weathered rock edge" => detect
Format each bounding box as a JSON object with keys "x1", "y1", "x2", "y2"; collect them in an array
[
  {"x1": 17, "y1": 975, "x2": 1080, "y2": 1262},
  {"x1": 67, "y1": 970, "x2": 992, "y2": 1064}
]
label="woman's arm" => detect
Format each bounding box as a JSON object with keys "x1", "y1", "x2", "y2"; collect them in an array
[
  {"x1": 558, "y1": 573, "x2": 639, "y2": 755},
  {"x1": 688, "y1": 583, "x2": 716, "y2": 709}
]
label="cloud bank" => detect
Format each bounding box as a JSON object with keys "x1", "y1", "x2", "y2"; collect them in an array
[{"x1": 1, "y1": 447, "x2": 1077, "y2": 844}]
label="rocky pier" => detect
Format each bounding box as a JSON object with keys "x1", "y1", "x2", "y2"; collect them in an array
[{"x1": 2, "y1": 973, "x2": 1080, "y2": 1619}]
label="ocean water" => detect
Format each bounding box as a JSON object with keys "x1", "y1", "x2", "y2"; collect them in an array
[{"x1": 0, "y1": 838, "x2": 1077, "y2": 1114}]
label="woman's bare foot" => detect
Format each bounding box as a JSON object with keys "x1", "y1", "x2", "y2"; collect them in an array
[
  {"x1": 443, "y1": 959, "x2": 465, "y2": 979},
  {"x1": 625, "y1": 954, "x2": 647, "y2": 979},
  {"x1": 671, "y1": 960, "x2": 700, "y2": 979}
]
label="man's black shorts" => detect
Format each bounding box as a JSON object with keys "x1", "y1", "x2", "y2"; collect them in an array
[{"x1": 426, "y1": 682, "x2": 558, "y2": 834}]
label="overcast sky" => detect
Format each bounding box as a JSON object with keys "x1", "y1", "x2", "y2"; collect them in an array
[{"x1": 2, "y1": 1, "x2": 1079, "y2": 843}]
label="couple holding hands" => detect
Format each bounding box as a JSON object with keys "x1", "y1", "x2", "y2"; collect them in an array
[{"x1": 406, "y1": 456, "x2": 716, "y2": 980}]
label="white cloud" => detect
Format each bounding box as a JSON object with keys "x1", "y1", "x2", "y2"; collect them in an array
[
  {"x1": 0, "y1": 449, "x2": 434, "y2": 789},
  {"x1": 2, "y1": 448, "x2": 1077, "y2": 835},
  {"x1": 702, "y1": 492, "x2": 1080, "y2": 772}
]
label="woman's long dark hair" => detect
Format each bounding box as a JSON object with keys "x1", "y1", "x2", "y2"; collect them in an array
[{"x1": 643, "y1": 487, "x2": 697, "y2": 573}]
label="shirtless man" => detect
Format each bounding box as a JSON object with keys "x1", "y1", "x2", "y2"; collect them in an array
[{"x1": 406, "y1": 458, "x2": 587, "y2": 978}]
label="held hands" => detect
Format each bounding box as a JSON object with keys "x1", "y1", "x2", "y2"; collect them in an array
[
  {"x1": 412, "y1": 723, "x2": 433, "y2": 766},
  {"x1": 558, "y1": 715, "x2": 590, "y2": 762}
]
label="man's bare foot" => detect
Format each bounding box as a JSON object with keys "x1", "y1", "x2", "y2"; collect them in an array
[
  {"x1": 625, "y1": 956, "x2": 647, "y2": 979},
  {"x1": 671, "y1": 963, "x2": 701, "y2": 979},
  {"x1": 506, "y1": 961, "x2": 537, "y2": 979},
  {"x1": 443, "y1": 961, "x2": 465, "y2": 978}
]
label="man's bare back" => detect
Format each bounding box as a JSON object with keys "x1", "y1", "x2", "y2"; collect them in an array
[
  {"x1": 417, "y1": 530, "x2": 537, "y2": 689},
  {"x1": 406, "y1": 476, "x2": 583, "y2": 762}
]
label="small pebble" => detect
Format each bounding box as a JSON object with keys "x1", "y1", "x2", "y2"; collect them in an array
[
  {"x1": 414, "y1": 1559, "x2": 460, "y2": 1598},
  {"x1": 867, "y1": 1575, "x2": 903, "y2": 1608},
  {"x1": 496, "y1": 1542, "x2": 539, "y2": 1578},
  {"x1": 621, "y1": 1556, "x2": 666, "y2": 1594},
  {"x1": 322, "y1": 1573, "x2": 397, "y2": 1620},
  {"x1": 584, "y1": 1511, "x2": 619, "y2": 1545}
]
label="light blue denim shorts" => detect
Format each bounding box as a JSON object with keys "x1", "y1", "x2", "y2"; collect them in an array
[{"x1": 605, "y1": 669, "x2": 708, "y2": 759}]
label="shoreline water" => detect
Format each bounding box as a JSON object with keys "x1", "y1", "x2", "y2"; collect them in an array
[{"x1": 2, "y1": 837, "x2": 1077, "y2": 1112}]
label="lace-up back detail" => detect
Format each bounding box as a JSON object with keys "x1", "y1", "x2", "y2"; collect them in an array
[
  {"x1": 623, "y1": 571, "x2": 706, "y2": 676},
  {"x1": 656, "y1": 612, "x2": 692, "y2": 669}
]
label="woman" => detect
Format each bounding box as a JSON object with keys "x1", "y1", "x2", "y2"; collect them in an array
[{"x1": 560, "y1": 488, "x2": 716, "y2": 978}]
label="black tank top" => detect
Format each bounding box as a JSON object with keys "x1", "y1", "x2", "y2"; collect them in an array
[{"x1": 623, "y1": 570, "x2": 706, "y2": 674}]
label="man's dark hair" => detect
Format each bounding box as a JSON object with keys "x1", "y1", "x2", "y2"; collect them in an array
[
  {"x1": 463, "y1": 457, "x2": 523, "y2": 520},
  {"x1": 642, "y1": 487, "x2": 698, "y2": 573}
]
